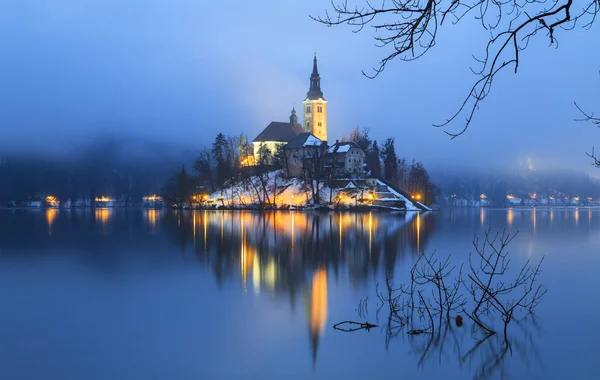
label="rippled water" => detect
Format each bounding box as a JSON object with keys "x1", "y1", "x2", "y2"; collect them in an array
[{"x1": 0, "y1": 208, "x2": 598, "y2": 379}]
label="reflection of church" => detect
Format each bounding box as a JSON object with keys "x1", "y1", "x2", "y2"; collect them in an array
[
  {"x1": 181, "y1": 211, "x2": 435, "y2": 368},
  {"x1": 307, "y1": 268, "x2": 328, "y2": 368}
]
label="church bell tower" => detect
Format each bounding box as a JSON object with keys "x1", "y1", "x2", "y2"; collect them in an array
[{"x1": 303, "y1": 55, "x2": 327, "y2": 142}]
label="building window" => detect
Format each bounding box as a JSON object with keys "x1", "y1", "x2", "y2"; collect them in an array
[
  {"x1": 317, "y1": 106, "x2": 323, "y2": 113},
  {"x1": 307, "y1": 106, "x2": 311, "y2": 113},
  {"x1": 318, "y1": 122, "x2": 322, "y2": 127}
]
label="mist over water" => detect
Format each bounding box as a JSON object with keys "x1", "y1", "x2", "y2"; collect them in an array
[{"x1": 2, "y1": 1, "x2": 599, "y2": 176}]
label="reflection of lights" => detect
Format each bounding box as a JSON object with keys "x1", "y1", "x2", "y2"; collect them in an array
[
  {"x1": 146, "y1": 209, "x2": 158, "y2": 230},
  {"x1": 291, "y1": 213, "x2": 295, "y2": 252},
  {"x1": 575, "y1": 208, "x2": 579, "y2": 224},
  {"x1": 339, "y1": 212, "x2": 343, "y2": 250},
  {"x1": 265, "y1": 258, "x2": 277, "y2": 290},
  {"x1": 368, "y1": 212, "x2": 373, "y2": 257},
  {"x1": 46, "y1": 208, "x2": 58, "y2": 234},
  {"x1": 533, "y1": 208, "x2": 536, "y2": 232},
  {"x1": 252, "y1": 255, "x2": 261, "y2": 294},
  {"x1": 95, "y1": 208, "x2": 111, "y2": 224},
  {"x1": 550, "y1": 209, "x2": 554, "y2": 222},
  {"x1": 416, "y1": 212, "x2": 421, "y2": 252},
  {"x1": 507, "y1": 209, "x2": 514, "y2": 227},
  {"x1": 480, "y1": 207, "x2": 485, "y2": 226},
  {"x1": 310, "y1": 269, "x2": 328, "y2": 334},
  {"x1": 203, "y1": 210, "x2": 207, "y2": 250}
]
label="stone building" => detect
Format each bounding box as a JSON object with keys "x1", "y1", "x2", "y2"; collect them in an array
[
  {"x1": 324, "y1": 141, "x2": 365, "y2": 178},
  {"x1": 284, "y1": 132, "x2": 326, "y2": 177}
]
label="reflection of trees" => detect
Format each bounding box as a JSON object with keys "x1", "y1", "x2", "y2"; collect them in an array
[
  {"x1": 161, "y1": 210, "x2": 439, "y2": 366},
  {"x1": 397, "y1": 317, "x2": 541, "y2": 380},
  {"x1": 165, "y1": 211, "x2": 439, "y2": 293}
]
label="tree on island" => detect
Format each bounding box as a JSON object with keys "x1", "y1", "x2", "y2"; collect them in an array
[
  {"x1": 366, "y1": 140, "x2": 382, "y2": 177},
  {"x1": 194, "y1": 148, "x2": 215, "y2": 192},
  {"x1": 212, "y1": 133, "x2": 233, "y2": 188},
  {"x1": 381, "y1": 138, "x2": 399, "y2": 183},
  {"x1": 162, "y1": 165, "x2": 196, "y2": 209}
]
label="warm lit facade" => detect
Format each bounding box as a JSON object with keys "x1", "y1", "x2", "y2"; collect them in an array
[
  {"x1": 252, "y1": 110, "x2": 303, "y2": 165},
  {"x1": 303, "y1": 55, "x2": 327, "y2": 142}
]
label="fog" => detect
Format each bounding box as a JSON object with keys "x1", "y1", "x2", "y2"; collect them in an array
[{"x1": 1, "y1": 0, "x2": 599, "y2": 177}]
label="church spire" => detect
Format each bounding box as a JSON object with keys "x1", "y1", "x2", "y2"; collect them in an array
[
  {"x1": 306, "y1": 54, "x2": 324, "y2": 100},
  {"x1": 289, "y1": 107, "x2": 298, "y2": 126}
]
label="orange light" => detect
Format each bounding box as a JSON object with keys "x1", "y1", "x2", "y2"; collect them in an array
[
  {"x1": 143, "y1": 195, "x2": 162, "y2": 202},
  {"x1": 95, "y1": 196, "x2": 113, "y2": 202},
  {"x1": 507, "y1": 194, "x2": 515, "y2": 199}
]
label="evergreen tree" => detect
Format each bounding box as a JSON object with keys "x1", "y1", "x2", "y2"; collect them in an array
[
  {"x1": 212, "y1": 133, "x2": 230, "y2": 187},
  {"x1": 162, "y1": 166, "x2": 196, "y2": 208},
  {"x1": 366, "y1": 140, "x2": 381, "y2": 177},
  {"x1": 380, "y1": 137, "x2": 399, "y2": 183}
]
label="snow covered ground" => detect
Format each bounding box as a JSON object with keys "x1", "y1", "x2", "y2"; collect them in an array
[{"x1": 207, "y1": 170, "x2": 426, "y2": 211}]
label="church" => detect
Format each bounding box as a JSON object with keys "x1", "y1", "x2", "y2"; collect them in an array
[{"x1": 251, "y1": 55, "x2": 328, "y2": 164}]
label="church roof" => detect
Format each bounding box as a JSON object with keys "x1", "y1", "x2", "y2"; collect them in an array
[
  {"x1": 252, "y1": 122, "x2": 303, "y2": 143},
  {"x1": 327, "y1": 141, "x2": 362, "y2": 155},
  {"x1": 285, "y1": 132, "x2": 323, "y2": 149}
]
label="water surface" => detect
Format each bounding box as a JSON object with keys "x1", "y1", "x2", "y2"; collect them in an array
[{"x1": 0, "y1": 208, "x2": 598, "y2": 379}]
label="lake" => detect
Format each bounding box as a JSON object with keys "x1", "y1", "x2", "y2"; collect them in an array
[{"x1": 0, "y1": 208, "x2": 598, "y2": 379}]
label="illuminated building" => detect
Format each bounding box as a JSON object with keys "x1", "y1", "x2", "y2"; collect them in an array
[
  {"x1": 303, "y1": 55, "x2": 327, "y2": 141},
  {"x1": 251, "y1": 55, "x2": 328, "y2": 165}
]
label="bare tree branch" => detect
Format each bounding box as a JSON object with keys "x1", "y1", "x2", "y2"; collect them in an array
[{"x1": 314, "y1": 0, "x2": 598, "y2": 137}]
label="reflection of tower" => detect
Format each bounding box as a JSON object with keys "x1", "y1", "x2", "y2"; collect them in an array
[{"x1": 307, "y1": 268, "x2": 328, "y2": 368}]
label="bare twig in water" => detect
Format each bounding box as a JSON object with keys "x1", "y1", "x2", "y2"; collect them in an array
[{"x1": 333, "y1": 320, "x2": 378, "y2": 332}]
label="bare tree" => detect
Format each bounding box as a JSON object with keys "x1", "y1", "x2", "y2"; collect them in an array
[
  {"x1": 575, "y1": 99, "x2": 600, "y2": 167},
  {"x1": 313, "y1": 0, "x2": 599, "y2": 137},
  {"x1": 465, "y1": 230, "x2": 547, "y2": 340}
]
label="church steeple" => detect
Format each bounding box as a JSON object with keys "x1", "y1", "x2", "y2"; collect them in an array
[
  {"x1": 306, "y1": 54, "x2": 324, "y2": 101},
  {"x1": 290, "y1": 107, "x2": 298, "y2": 126},
  {"x1": 303, "y1": 54, "x2": 328, "y2": 142}
]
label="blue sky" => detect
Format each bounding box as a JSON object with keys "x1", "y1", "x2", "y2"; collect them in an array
[{"x1": 1, "y1": 0, "x2": 599, "y2": 175}]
